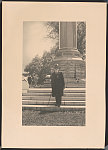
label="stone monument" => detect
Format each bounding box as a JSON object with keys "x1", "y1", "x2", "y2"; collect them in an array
[{"x1": 44, "y1": 22, "x2": 86, "y2": 88}]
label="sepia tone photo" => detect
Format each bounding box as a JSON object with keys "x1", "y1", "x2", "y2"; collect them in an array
[
  {"x1": 2, "y1": 2, "x2": 106, "y2": 148},
  {"x1": 22, "y1": 21, "x2": 86, "y2": 126}
]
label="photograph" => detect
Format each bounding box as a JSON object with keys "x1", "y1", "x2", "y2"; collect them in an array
[
  {"x1": 22, "y1": 21, "x2": 86, "y2": 126},
  {"x1": 2, "y1": 2, "x2": 106, "y2": 148}
]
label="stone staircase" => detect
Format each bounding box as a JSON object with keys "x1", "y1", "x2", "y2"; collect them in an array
[{"x1": 22, "y1": 88, "x2": 86, "y2": 111}]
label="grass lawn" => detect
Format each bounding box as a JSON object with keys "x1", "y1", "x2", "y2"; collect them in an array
[{"x1": 22, "y1": 108, "x2": 85, "y2": 126}]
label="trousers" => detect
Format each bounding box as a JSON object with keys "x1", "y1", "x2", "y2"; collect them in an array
[{"x1": 55, "y1": 95, "x2": 61, "y2": 106}]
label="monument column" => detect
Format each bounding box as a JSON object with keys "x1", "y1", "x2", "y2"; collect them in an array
[
  {"x1": 60, "y1": 22, "x2": 77, "y2": 49},
  {"x1": 52, "y1": 22, "x2": 86, "y2": 88}
]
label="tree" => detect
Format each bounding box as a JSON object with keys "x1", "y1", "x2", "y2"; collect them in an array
[
  {"x1": 77, "y1": 22, "x2": 86, "y2": 55},
  {"x1": 24, "y1": 55, "x2": 41, "y2": 76},
  {"x1": 37, "y1": 51, "x2": 53, "y2": 84},
  {"x1": 24, "y1": 51, "x2": 55, "y2": 86},
  {"x1": 46, "y1": 22, "x2": 59, "y2": 40},
  {"x1": 24, "y1": 55, "x2": 42, "y2": 86},
  {"x1": 46, "y1": 22, "x2": 59, "y2": 56}
]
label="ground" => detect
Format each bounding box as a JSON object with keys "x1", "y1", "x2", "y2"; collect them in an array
[{"x1": 22, "y1": 108, "x2": 85, "y2": 126}]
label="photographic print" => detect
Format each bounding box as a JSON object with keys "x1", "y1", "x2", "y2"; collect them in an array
[
  {"x1": 22, "y1": 21, "x2": 86, "y2": 126},
  {"x1": 2, "y1": 2, "x2": 106, "y2": 148}
]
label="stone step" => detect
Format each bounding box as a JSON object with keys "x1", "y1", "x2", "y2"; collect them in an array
[
  {"x1": 22, "y1": 105, "x2": 85, "y2": 111},
  {"x1": 27, "y1": 88, "x2": 85, "y2": 93},
  {"x1": 59, "y1": 62, "x2": 85, "y2": 65},
  {"x1": 65, "y1": 79, "x2": 85, "y2": 82},
  {"x1": 42, "y1": 82, "x2": 85, "y2": 85},
  {"x1": 64, "y1": 74, "x2": 85, "y2": 78},
  {"x1": 65, "y1": 85, "x2": 85, "y2": 88},
  {"x1": 22, "y1": 100, "x2": 85, "y2": 106},
  {"x1": 23, "y1": 93, "x2": 86, "y2": 96},
  {"x1": 36, "y1": 83, "x2": 86, "y2": 88},
  {"x1": 54, "y1": 58, "x2": 84, "y2": 62},
  {"x1": 22, "y1": 96, "x2": 85, "y2": 101},
  {"x1": 64, "y1": 79, "x2": 85, "y2": 83},
  {"x1": 66, "y1": 81, "x2": 85, "y2": 84},
  {"x1": 59, "y1": 65, "x2": 85, "y2": 68},
  {"x1": 59, "y1": 66, "x2": 85, "y2": 70},
  {"x1": 22, "y1": 93, "x2": 85, "y2": 97},
  {"x1": 23, "y1": 91, "x2": 85, "y2": 95},
  {"x1": 61, "y1": 71, "x2": 85, "y2": 74},
  {"x1": 62, "y1": 72, "x2": 85, "y2": 75},
  {"x1": 38, "y1": 85, "x2": 85, "y2": 88},
  {"x1": 42, "y1": 81, "x2": 86, "y2": 87},
  {"x1": 64, "y1": 84, "x2": 85, "y2": 87},
  {"x1": 43, "y1": 83, "x2": 85, "y2": 87}
]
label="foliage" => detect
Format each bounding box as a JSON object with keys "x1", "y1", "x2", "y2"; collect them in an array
[
  {"x1": 37, "y1": 51, "x2": 53, "y2": 84},
  {"x1": 24, "y1": 55, "x2": 42, "y2": 76},
  {"x1": 24, "y1": 51, "x2": 55, "y2": 86},
  {"x1": 77, "y1": 22, "x2": 86, "y2": 55},
  {"x1": 46, "y1": 22, "x2": 59, "y2": 40}
]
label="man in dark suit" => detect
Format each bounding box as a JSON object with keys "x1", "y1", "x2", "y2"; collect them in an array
[
  {"x1": 51, "y1": 64, "x2": 65, "y2": 107},
  {"x1": 27, "y1": 75, "x2": 32, "y2": 88}
]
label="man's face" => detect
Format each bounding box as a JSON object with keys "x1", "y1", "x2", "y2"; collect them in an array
[{"x1": 55, "y1": 68, "x2": 59, "y2": 73}]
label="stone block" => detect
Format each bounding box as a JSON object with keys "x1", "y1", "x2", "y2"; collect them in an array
[{"x1": 22, "y1": 80, "x2": 29, "y2": 93}]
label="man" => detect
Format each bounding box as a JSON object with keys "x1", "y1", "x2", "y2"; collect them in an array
[
  {"x1": 27, "y1": 74, "x2": 32, "y2": 88},
  {"x1": 51, "y1": 64, "x2": 65, "y2": 107}
]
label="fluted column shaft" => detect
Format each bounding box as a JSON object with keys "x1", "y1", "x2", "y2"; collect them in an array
[{"x1": 60, "y1": 22, "x2": 77, "y2": 49}]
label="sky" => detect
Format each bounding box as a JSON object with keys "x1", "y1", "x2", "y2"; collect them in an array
[{"x1": 23, "y1": 21, "x2": 57, "y2": 72}]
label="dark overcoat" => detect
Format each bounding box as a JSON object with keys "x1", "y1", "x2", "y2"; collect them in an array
[
  {"x1": 28, "y1": 76, "x2": 32, "y2": 84},
  {"x1": 51, "y1": 72, "x2": 65, "y2": 97}
]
